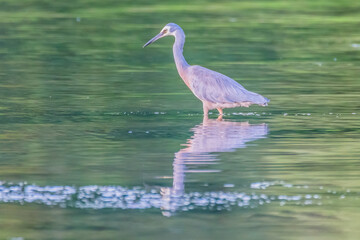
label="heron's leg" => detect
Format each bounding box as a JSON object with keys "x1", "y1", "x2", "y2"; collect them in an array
[
  {"x1": 217, "y1": 108, "x2": 223, "y2": 115},
  {"x1": 203, "y1": 115, "x2": 209, "y2": 122},
  {"x1": 202, "y1": 105, "x2": 209, "y2": 116}
]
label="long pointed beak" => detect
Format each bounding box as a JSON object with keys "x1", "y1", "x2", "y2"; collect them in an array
[{"x1": 143, "y1": 32, "x2": 164, "y2": 48}]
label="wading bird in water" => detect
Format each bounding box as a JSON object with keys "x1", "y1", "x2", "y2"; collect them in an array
[{"x1": 143, "y1": 23, "x2": 269, "y2": 115}]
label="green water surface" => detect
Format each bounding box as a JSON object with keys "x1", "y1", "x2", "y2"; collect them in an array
[{"x1": 0, "y1": 0, "x2": 360, "y2": 239}]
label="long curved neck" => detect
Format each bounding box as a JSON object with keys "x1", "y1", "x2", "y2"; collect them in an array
[{"x1": 173, "y1": 29, "x2": 189, "y2": 80}]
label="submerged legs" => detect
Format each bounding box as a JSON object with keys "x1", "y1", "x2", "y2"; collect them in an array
[{"x1": 203, "y1": 105, "x2": 223, "y2": 116}]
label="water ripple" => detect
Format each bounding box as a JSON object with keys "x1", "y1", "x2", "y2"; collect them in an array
[{"x1": 0, "y1": 181, "x2": 327, "y2": 215}]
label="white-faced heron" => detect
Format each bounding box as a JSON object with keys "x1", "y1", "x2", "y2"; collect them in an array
[{"x1": 143, "y1": 23, "x2": 269, "y2": 115}]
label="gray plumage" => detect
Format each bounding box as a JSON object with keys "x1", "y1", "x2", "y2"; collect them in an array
[{"x1": 143, "y1": 23, "x2": 269, "y2": 115}]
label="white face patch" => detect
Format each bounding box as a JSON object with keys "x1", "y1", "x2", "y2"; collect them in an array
[{"x1": 161, "y1": 26, "x2": 172, "y2": 36}]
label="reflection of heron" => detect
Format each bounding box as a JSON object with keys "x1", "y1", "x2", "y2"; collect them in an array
[
  {"x1": 161, "y1": 117, "x2": 268, "y2": 215},
  {"x1": 143, "y1": 23, "x2": 269, "y2": 115}
]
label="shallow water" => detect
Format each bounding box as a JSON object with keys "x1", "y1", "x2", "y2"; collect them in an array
[{"x1": 1, "y1": 0, "x2": 360, "y2": 239}]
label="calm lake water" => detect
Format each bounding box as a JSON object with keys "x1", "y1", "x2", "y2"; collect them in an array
[{"x1": 1, "y1": 0, "x2": 360, "y2": 239}]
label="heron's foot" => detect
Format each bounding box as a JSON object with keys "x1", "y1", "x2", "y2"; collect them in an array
[{"x1": 217, "y1": 108, "x2": 223, "y2": 115}]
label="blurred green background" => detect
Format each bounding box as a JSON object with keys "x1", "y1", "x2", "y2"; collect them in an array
[{"x1": 0, "y1": 0, "x2": 359, "y2": 239}]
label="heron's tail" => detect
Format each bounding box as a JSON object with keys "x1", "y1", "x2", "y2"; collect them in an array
[
  {"x1": 263, "y1": 96, "x2": 270, "y2": 106},
  {"x1": 243, "y1": 90, "x2": 270, "y2": 107}
]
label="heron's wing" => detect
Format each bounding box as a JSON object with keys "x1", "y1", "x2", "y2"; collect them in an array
[{"x1": 188, "y1": 65, "x2": 268, "y2": 105}]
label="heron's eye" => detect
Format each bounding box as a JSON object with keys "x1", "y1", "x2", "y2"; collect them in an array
[{"x1": 162, "y1": 29, "x2": 168, "y2": 34}]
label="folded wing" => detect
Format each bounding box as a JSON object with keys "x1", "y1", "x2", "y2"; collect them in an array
[{"x1": 188, "y1": 65, "x2": 269, "y2": 106}]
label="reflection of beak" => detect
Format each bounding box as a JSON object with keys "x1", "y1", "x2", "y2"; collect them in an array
[{"x1": 143, "y1": 32, "x2": 164, "y2": 48}]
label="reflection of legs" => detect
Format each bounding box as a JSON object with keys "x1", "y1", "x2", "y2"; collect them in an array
[
  {"x1": 217, "y1": 108, "x2": 223, "y2": 115},
  {"x1": 173, "y1": 152, "x2": 185, "y2": 196},
  {"x1": 216, "y1": 115, "x2": 223, "y2": 121}
]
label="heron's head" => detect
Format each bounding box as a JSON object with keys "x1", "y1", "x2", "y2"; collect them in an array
[{"x1": 143, "y1": 23, "x2": 181, "y2": 48}]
